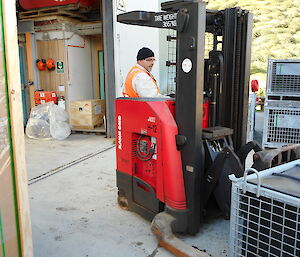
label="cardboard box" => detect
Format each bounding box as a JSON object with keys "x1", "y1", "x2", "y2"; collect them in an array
[{"x1": 70, "y1": 99, "x2": 105, "y2": 129}]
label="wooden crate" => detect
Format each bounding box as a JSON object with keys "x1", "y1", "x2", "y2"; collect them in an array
[
  {"x1": 70, "y1": 99, "x2": 105, "y2": 129},
  {"x1": 1, "y1": 1, "x2": 33, "y2": 256}
]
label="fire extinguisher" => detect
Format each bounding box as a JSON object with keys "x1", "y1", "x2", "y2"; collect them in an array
[
  {"x1": 36, "y1": 59, "x2": 46, "y2": 71},
  {"x1": 46, "y1": 59, "x2": 55, "y2": 71}
]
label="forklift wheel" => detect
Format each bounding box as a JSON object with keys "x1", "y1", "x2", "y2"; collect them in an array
[{"x1": 117, "y1": 196, "x2": 129, "y2": 210}]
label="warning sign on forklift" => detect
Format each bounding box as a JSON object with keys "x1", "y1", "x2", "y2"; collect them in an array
[{"x1": 56, "y1": 61, "x2": 64, "y2": 74}]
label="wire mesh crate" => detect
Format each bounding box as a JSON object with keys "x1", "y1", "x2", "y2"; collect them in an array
[
  {"x1": 262, "y1": 100, "x2": 300, "y2": 148},
  {"x1": 229, "y1": 160, "x2": 300, "y2": 257},
  {"x1": 266, "y1": 59, "x2": 300, "y2": 97}
]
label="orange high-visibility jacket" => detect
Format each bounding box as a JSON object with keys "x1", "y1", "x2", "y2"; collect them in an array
[{"x1": 123, "y1": 65, "x2": 160, "y2": 97}]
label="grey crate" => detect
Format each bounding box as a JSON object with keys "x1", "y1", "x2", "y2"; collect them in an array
[
  {"x1": 262, "y1": 101, "x2": 300, "y2": 148},
  {"x1": 267, "y1": 59, "x2": 300, "y2": 96},
  {"x1": 229, "y1": 160, "x2": 300, "y2": 257}
]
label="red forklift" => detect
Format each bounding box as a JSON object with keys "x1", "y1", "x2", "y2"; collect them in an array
[{"x1": 115, "y1": 0, "x2": 299, "y2": 256}]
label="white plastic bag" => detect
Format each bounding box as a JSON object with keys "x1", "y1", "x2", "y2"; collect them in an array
[
  {"x1": 25, "y1": 118, "x2": 52, "y2": 139},
  {"x1": 49, "y1": 104, "x2": 71, "y2": 140},
  {"x1": 25, "y1": 103, "x2": 52, "y2": 139},
  {"x1": 26, "y1": 102, "x2": 71, "y2": 140}
]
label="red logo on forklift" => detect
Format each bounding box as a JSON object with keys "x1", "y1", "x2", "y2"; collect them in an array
[{"x1": 117, "y1": 115, "x2": 122, "y2": 150}]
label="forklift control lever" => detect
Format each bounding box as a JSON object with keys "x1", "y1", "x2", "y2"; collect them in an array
[{"x1": 175, "y1": 134, "x2": 187, "y2": 150}]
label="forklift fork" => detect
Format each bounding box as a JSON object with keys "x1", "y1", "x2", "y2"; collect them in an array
[
  {"x1": 203, "y1": 132, "x2": 262, "y2": 217},
  {"x1": 203, "y1": 146, "x2": 243, "y2": 217},
  {"x1": 151, "y1": 212, "x2": 210, "y2": 257},
  {"x1": 252, "y1": 144, "x2": 300, "y2": 171}
]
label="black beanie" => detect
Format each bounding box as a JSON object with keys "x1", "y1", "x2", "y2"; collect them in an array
[{"x1": 137, "y1": 47, "x2": 154, "y2": 61}]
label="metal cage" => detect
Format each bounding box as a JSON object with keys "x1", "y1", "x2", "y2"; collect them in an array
[
  {"x1": 266, "y1": 59, "x2": 300, "y2": 97},
  {"x1": 229, "y1": 160, "x2": 300, "y2": 257},
  {"x1": 262, "y1": 100, "x2": 300, "y2": 148}
]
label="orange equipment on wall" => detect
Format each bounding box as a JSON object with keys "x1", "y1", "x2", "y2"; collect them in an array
[
  {"x1": 36, "y1": 59, "x2": 46, "y2": 71},
  {"x1": 34, "y1": 91, "x2": 58, "y2": 105},
  {"x1": 46, "y1": 59, "x2": 55, "y2": 71}
]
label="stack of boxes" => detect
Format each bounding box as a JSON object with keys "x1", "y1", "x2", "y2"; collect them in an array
[
  {"x1": 262, "y1": 59, "x2": 300, "y2": 148},
  {"x1": 34, "y1": 91, "x2": 57, "y2": 105}
]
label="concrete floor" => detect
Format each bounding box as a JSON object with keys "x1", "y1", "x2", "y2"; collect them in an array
[{"x1": 25, "y1": 112, "x2": 264, "y2": 257}]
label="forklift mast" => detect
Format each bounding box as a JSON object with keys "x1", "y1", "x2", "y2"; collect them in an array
[{"x1": 117, "y1": 0, "x2": 253, "y2": 235}]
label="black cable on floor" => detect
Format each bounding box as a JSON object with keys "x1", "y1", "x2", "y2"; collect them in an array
[{"x1": 28, "y1": 145, "x2": 115, "y2": 185}]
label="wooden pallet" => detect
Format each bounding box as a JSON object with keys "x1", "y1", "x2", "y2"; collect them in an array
[
  {"x1": 71, "y1": 125, "x2": 106, "y2": 135},
  {"x1": 19, "y1": 4, "x2": 90, "y2": 21}
]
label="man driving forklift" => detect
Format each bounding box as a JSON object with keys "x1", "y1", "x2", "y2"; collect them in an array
[{"x1": 123, "y1": 47, "x2": 167, "y2": 98}]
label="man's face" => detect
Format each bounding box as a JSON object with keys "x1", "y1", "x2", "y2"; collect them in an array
[{"x1": 137, "y1": 57, "x2": 156, "y2": 72}]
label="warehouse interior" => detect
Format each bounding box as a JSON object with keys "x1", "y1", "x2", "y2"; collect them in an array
[
  {"x1": 9, "y1": 2, "x2": 237, "y2": 256},
  {"x1": 1, "y1": 1, "x2": 300, "y2": 257},
  {"x1": 17, "y1": 0, "x2": 116, "y2": 138},
  {"x1": 14, "y1": 1, "x2": 248, "y2": 256}
]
